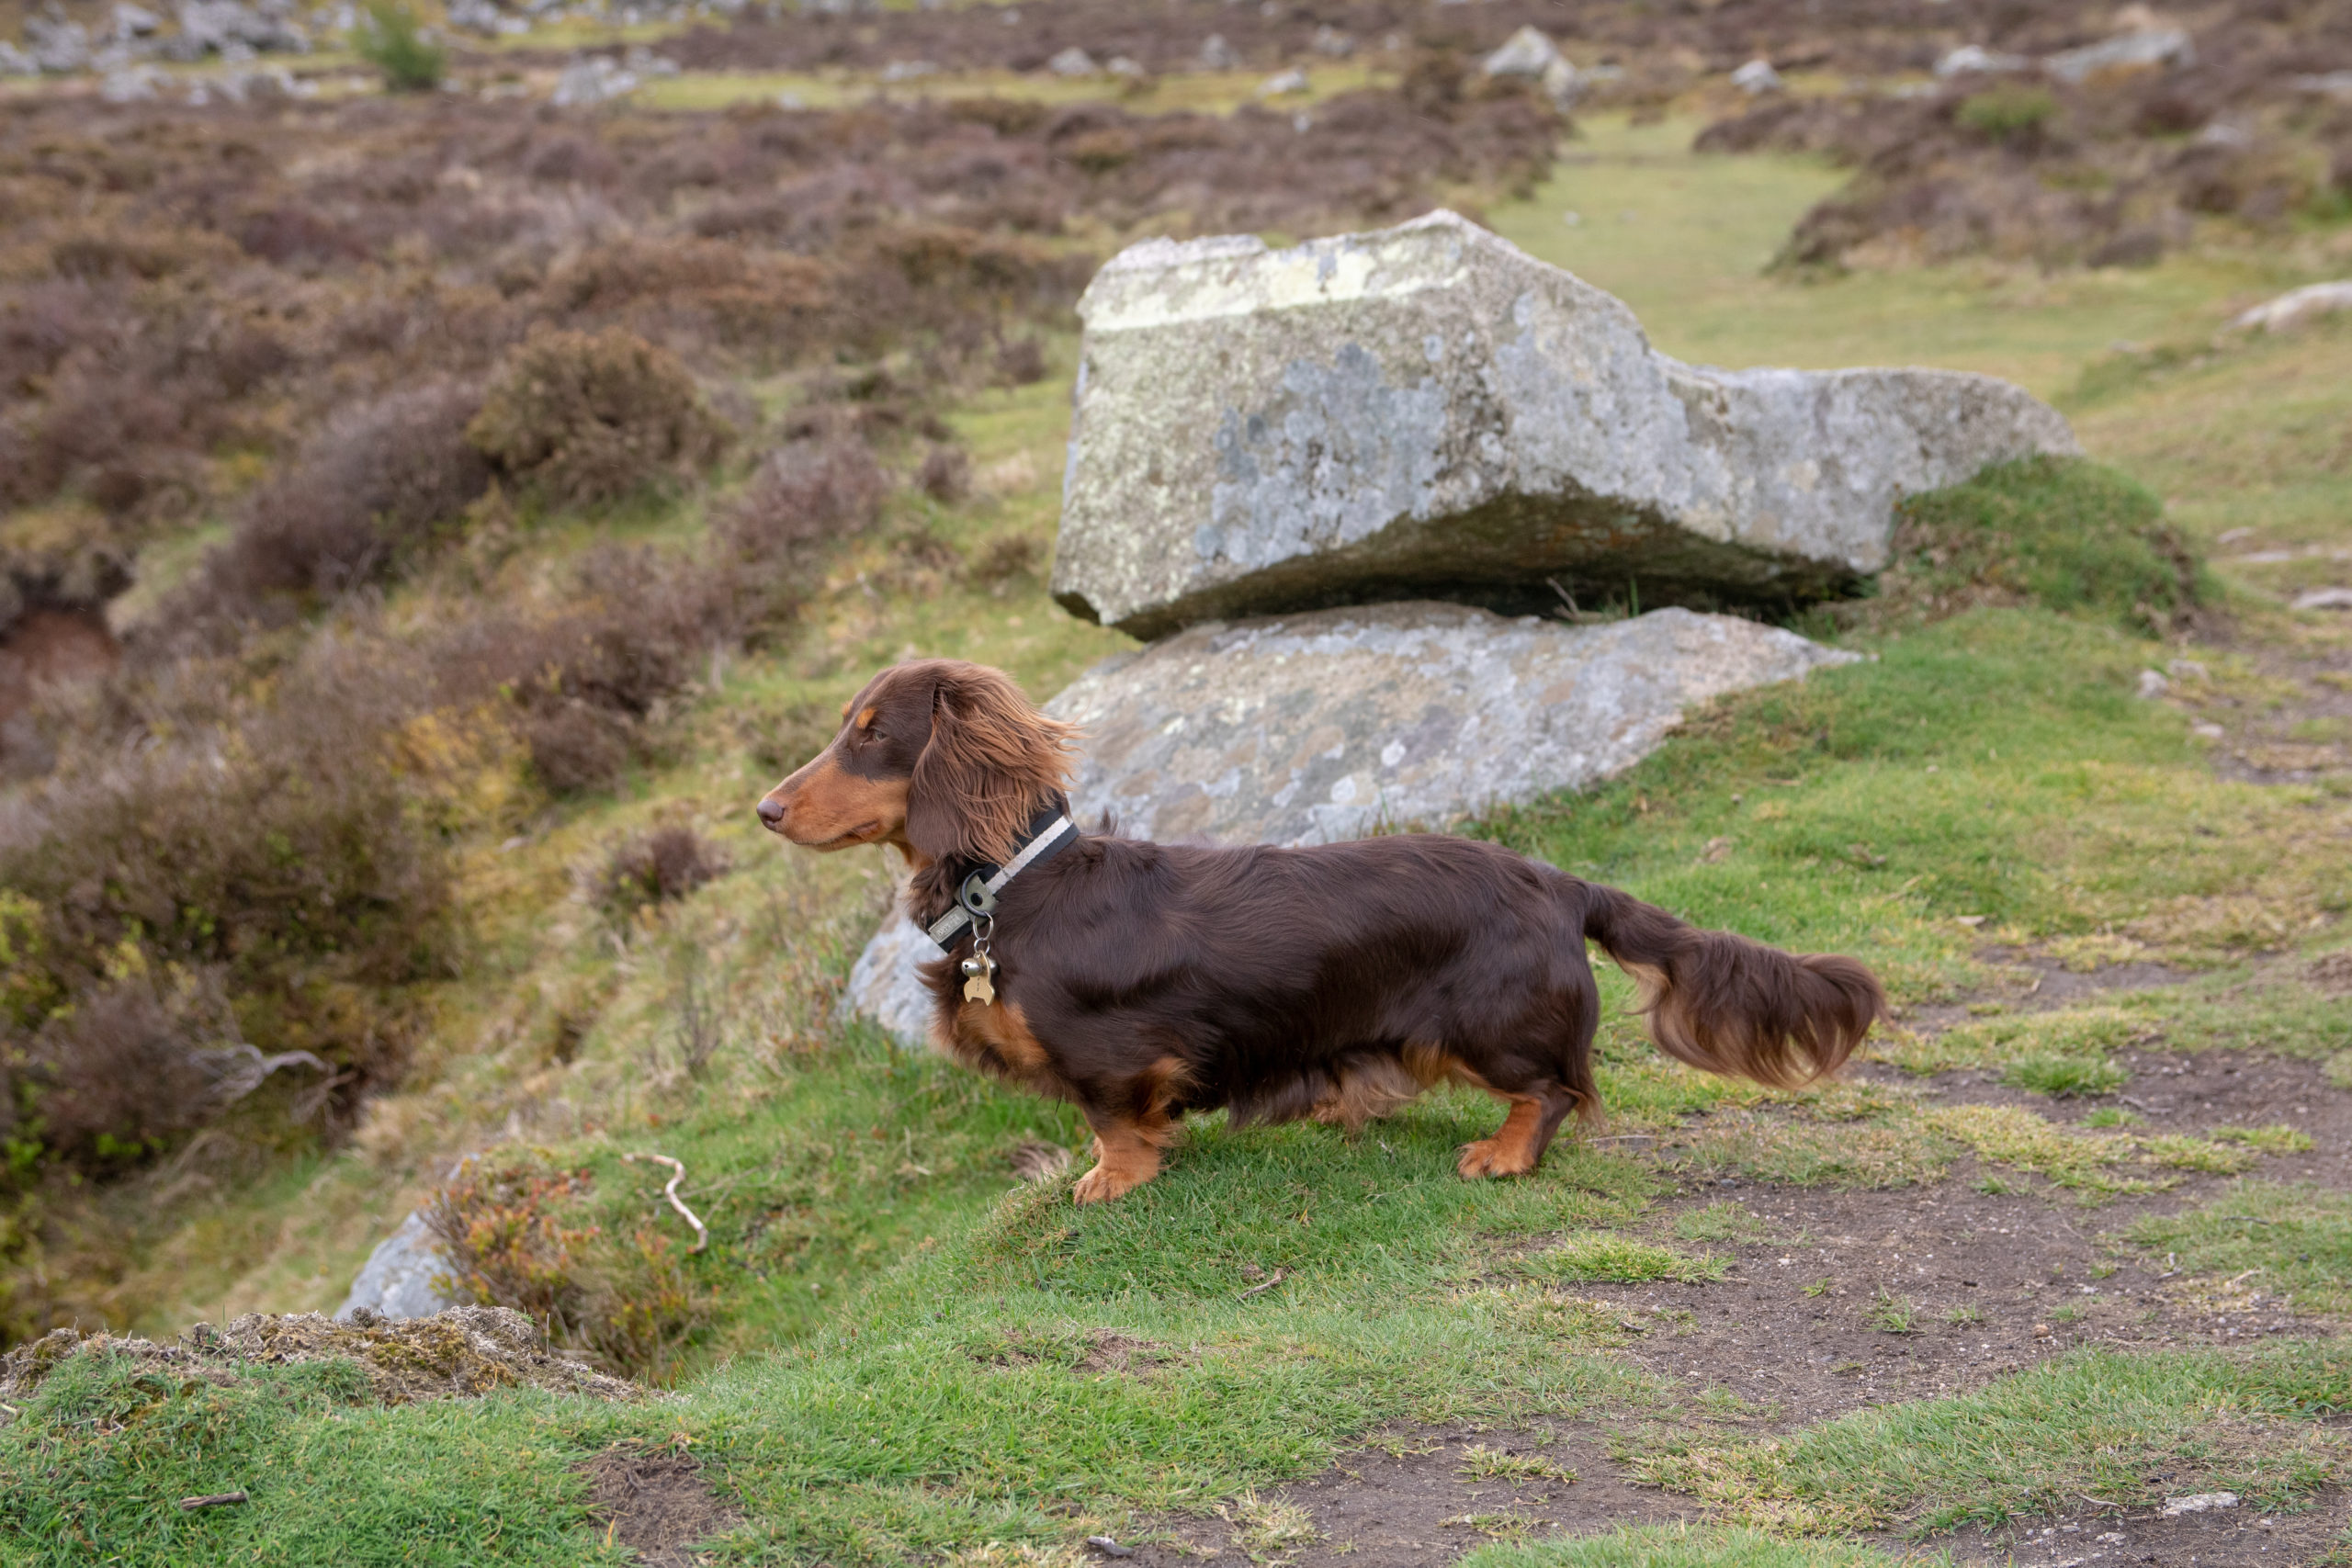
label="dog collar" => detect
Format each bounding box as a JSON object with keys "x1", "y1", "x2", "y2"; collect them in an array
[{"x1": 925, "y1": 803, "x2": 1080, "y2": 952}]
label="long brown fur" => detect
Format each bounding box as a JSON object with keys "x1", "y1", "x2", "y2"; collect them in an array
[{"x1": 758, "y1": 659, "x2": 1886, "y2": 1201}]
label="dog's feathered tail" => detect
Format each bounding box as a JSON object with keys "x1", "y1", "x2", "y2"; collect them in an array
[{"x1": 1578, "y1": 881, "x2": 1883, "y2": 1089}]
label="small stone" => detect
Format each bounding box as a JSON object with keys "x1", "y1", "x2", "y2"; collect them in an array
[
  {"x1": 1258, "y1": 65, "x2": 1307, "y2": 96},
  {"x1": 1046, "y1": 44, "x2": 1097, "y2": 76},
  {"x1": 2136, "y1": 670, "x2": 2170, "y2": 698},
  {"x1": 1198, "y1": 31, "x2": 1239, "y2": 70},
  {"x1": 1730, "y1": 58, "x2": 1782, "y2": 94},
  {"x1": 2162, "y1": 1492, "x2": 2238, "y2": 1517},
  {"x1": 2044, "y1": 28, "x2": 2193, "y2": 85},
  {"x1": 1482, "y1": 24, "x2": 1559, "y2": 78},
  {"x1": 1934, "y1": 44, "x2": 2028, "y2": 76},
  {"x1": 2290, "y1": 586, "x2": 2352, "y2": 611}
]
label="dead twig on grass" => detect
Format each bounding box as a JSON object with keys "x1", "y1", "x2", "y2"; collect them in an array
[
  {"x1": 1238, "y1": 1267, "x2": 1291, "y2": 1299},
  {"x1": 178, "y1": 1492, "x2": 248, "y2": 1511},
  {"x1": 623, "y1": 1153, "x2": 708, "y2": 1254}
]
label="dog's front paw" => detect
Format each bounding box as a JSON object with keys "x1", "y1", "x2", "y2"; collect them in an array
[
  {"x1": 1456, "y1": 1139, "x2": 1537, "y2": 1179},
  {"x1": 1071, "y1": 1161, "x2": 1147, "y2": 1204}
]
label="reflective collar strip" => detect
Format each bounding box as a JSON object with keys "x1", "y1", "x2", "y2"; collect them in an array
[{"x1": 925, "y1": 814, "x2": 1080, "y2": 951}]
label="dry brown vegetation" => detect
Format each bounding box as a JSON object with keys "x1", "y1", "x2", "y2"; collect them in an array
[
  {"x1": 1697, "y1": 19, "x2": 2352, "y2": 269},
  {"x1": 640, "y1": 0, "x2": 2317, "y2": 87},
  {"x1": 0, "y1": 67, "x2": 1565, "y2": 1343}
]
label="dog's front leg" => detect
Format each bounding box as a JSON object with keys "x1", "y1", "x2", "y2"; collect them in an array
[{"x1": 1071, "y1": 1111, "x2": 1170, "y2": 1203}]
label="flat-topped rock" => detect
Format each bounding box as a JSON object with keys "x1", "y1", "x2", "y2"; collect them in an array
[
  {"x1": 1049, "y1": 210, "x2": 2077, "y2": 639},
  {"x1": 840, "y1": 603, "x2": 1859, "y2": 1044}
]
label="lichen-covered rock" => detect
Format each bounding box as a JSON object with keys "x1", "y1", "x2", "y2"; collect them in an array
[
  {"x1": 1050, "y1": 210, "x2": 2077, "y2": 639},
  {"x1": 840, "y1": 909, "x2": 943, "y2": 1050},
  {"x1": 840, "y1": 603, "x2": 1857, "y2": 1044},
  {"x1": 1052, "y1": 601, "x2": 1856, "y2": 846},
  {"x1": 336, "y1": 1211, "x2": 461, "y2": 1323}
]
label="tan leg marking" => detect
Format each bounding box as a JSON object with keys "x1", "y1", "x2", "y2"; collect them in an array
[
  {"x1": 1073, "y1": 1120, "x2": 1165, "y2": 1204},
  {"x1": 1072, "y1": 1055, "x2": 1186, "y2": 1203},
  {"x1": 1457, "y1": 1095, "x2": 1548, "y2": 1179}
]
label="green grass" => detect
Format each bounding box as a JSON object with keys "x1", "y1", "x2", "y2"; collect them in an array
[
  {"x1": 1475, "y1": 602, "x2": 2340, "y2": 1000},
  {"x1": 2003, "y1": 1053, "x2": 2129, "y2": 1098},
  {"x1": 1464, "y1": 1524, "x2": 1937, "y2": 1568},
  {"x1": 0, "y1": 1355, "x2": 624, "y2": 1568},
  {"x1": 1636, "y1": 1344, "x2": 2352, "y2": 1534},
  {"x1": 2125, "y1": 1182, "x2": 2352, "y2": 1314},
  {"x1": 1877, "y1": 457, "x2": 2208, "y2": 634},
  {"x1": 1525, "y1": 1234, "x2": 1726, "y2": 1286},
  {"x1": 1671, "y1": 1202, "x2": 1769, "y2": 1244}
]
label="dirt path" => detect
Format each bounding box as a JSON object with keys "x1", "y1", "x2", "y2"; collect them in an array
[{"x1": 1119, "y1": 1002, "x2": 2351, "y2": 1566}]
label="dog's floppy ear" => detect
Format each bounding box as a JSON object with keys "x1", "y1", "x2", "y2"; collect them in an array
[{"x1": 905, "y1": 663, "x2": 1079, "y2": 866}]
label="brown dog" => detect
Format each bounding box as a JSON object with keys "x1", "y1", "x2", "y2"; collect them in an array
[{"x1": 758, "y1": 659, "x2": 1883, "y2": 1203}]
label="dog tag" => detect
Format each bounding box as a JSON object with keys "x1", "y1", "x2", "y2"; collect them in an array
[{"x1": 960, "y1": 954, "x2": 997, "y2": 1006}]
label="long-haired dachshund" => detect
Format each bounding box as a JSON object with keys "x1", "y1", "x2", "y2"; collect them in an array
[{"x1": 757, "y1": 659, "x2": 1883, "y2": 1203}]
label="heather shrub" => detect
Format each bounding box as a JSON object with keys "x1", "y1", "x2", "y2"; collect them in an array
[
  {"x1": 1956, "y1": 84, "x2": 2057, "y2": 145},
  {"x1": 468, "y1": 329, "x2": 725, "y2": 507},
  {"x1": 482, "y1": 545, "x2": 732, "y2": 794},
  {"x1": 964, "y1": 532, "x2": 1042, "y2": 594},
  {"x1": 715, "y1": 434, "x2": 886, "y2": 629},
  {"x1": 915, "y1": 443, "x2": 971, "y2": 503},
  {"x1": 426, "y1": 1151, "x2": 710, "y2": 1380},
  {"x1": 991, "y1": 335, "x2": 1049, "y2": 387},
  {"x1": 14, "y1": 969, "x2": 334, "y2": 1167},
  {"x1": 596, "y1": 827, "x2": 729, "y2": 917},
  {"x1": 0, "y1": 651, "x2": 452, "y2": 1172},
  {"x1": 720, "y1": 436, "x2": 886, "y2": 560},
  {"x1": 210, "y1": 381, "x2": 490, "y2": 604}
]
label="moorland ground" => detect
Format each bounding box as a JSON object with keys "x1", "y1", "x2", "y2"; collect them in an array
[{"x1": 3, "y1": 5, "x2": 2352, "y2": 1564}]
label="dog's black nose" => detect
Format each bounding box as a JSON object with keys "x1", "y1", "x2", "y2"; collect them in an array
[{"x1": 756, "y1": 797, "x2": 785, "y2": 829}]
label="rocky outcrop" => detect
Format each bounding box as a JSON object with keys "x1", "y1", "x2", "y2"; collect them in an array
[
  {"x1": 335, "y1": 1211, "x2": 461, "y2": 1323},
  {"x1": 1049, "y1": 210, "x2": 2077, "y2": 639},
  {"x1": 841, "y1": 602, "x2": 1857, "y2": 1045}
]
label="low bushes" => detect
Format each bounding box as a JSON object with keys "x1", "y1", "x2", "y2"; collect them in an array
[
  {"x1": 425, "y1": 1151, "x2": 711, "y2": 1380},
  {"x1": 211, "y1": 380, "x2": 490, "y2": 604},
  {"x1": 0, "y1": 658, "x2": 454, "y2": 1181},
  {"x1": 596, "y1": 827, "x2": 729, "y2": 918},
  {"x1": 716, "y1": 433, "x2": 889, "y2": 629},
  {"x1": 468, "y1": 329, "x2": 727, "y2": 508}
]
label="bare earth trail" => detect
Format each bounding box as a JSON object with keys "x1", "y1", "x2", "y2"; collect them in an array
[{"x1": 1117, "y1": 921, "x2": 2352, "y2": 1565}]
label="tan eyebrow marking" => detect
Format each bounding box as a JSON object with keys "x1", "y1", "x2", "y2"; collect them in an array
[{"x1": 855, "y1": 706, "x2": 878, "y2": 729}]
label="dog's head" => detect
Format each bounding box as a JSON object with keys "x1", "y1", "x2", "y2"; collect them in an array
[{"x1": 754, "y1": 659, "x2": 1078, "y2": 867}]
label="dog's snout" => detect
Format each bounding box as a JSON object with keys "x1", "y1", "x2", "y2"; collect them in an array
[{"x1": 756, "y1": 795, "x2": 786, "y2": 829}]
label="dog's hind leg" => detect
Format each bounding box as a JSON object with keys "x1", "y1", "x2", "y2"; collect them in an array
[{"x1": 1456, "y1": 1085, "x2": 1581, "y2": 1179}]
